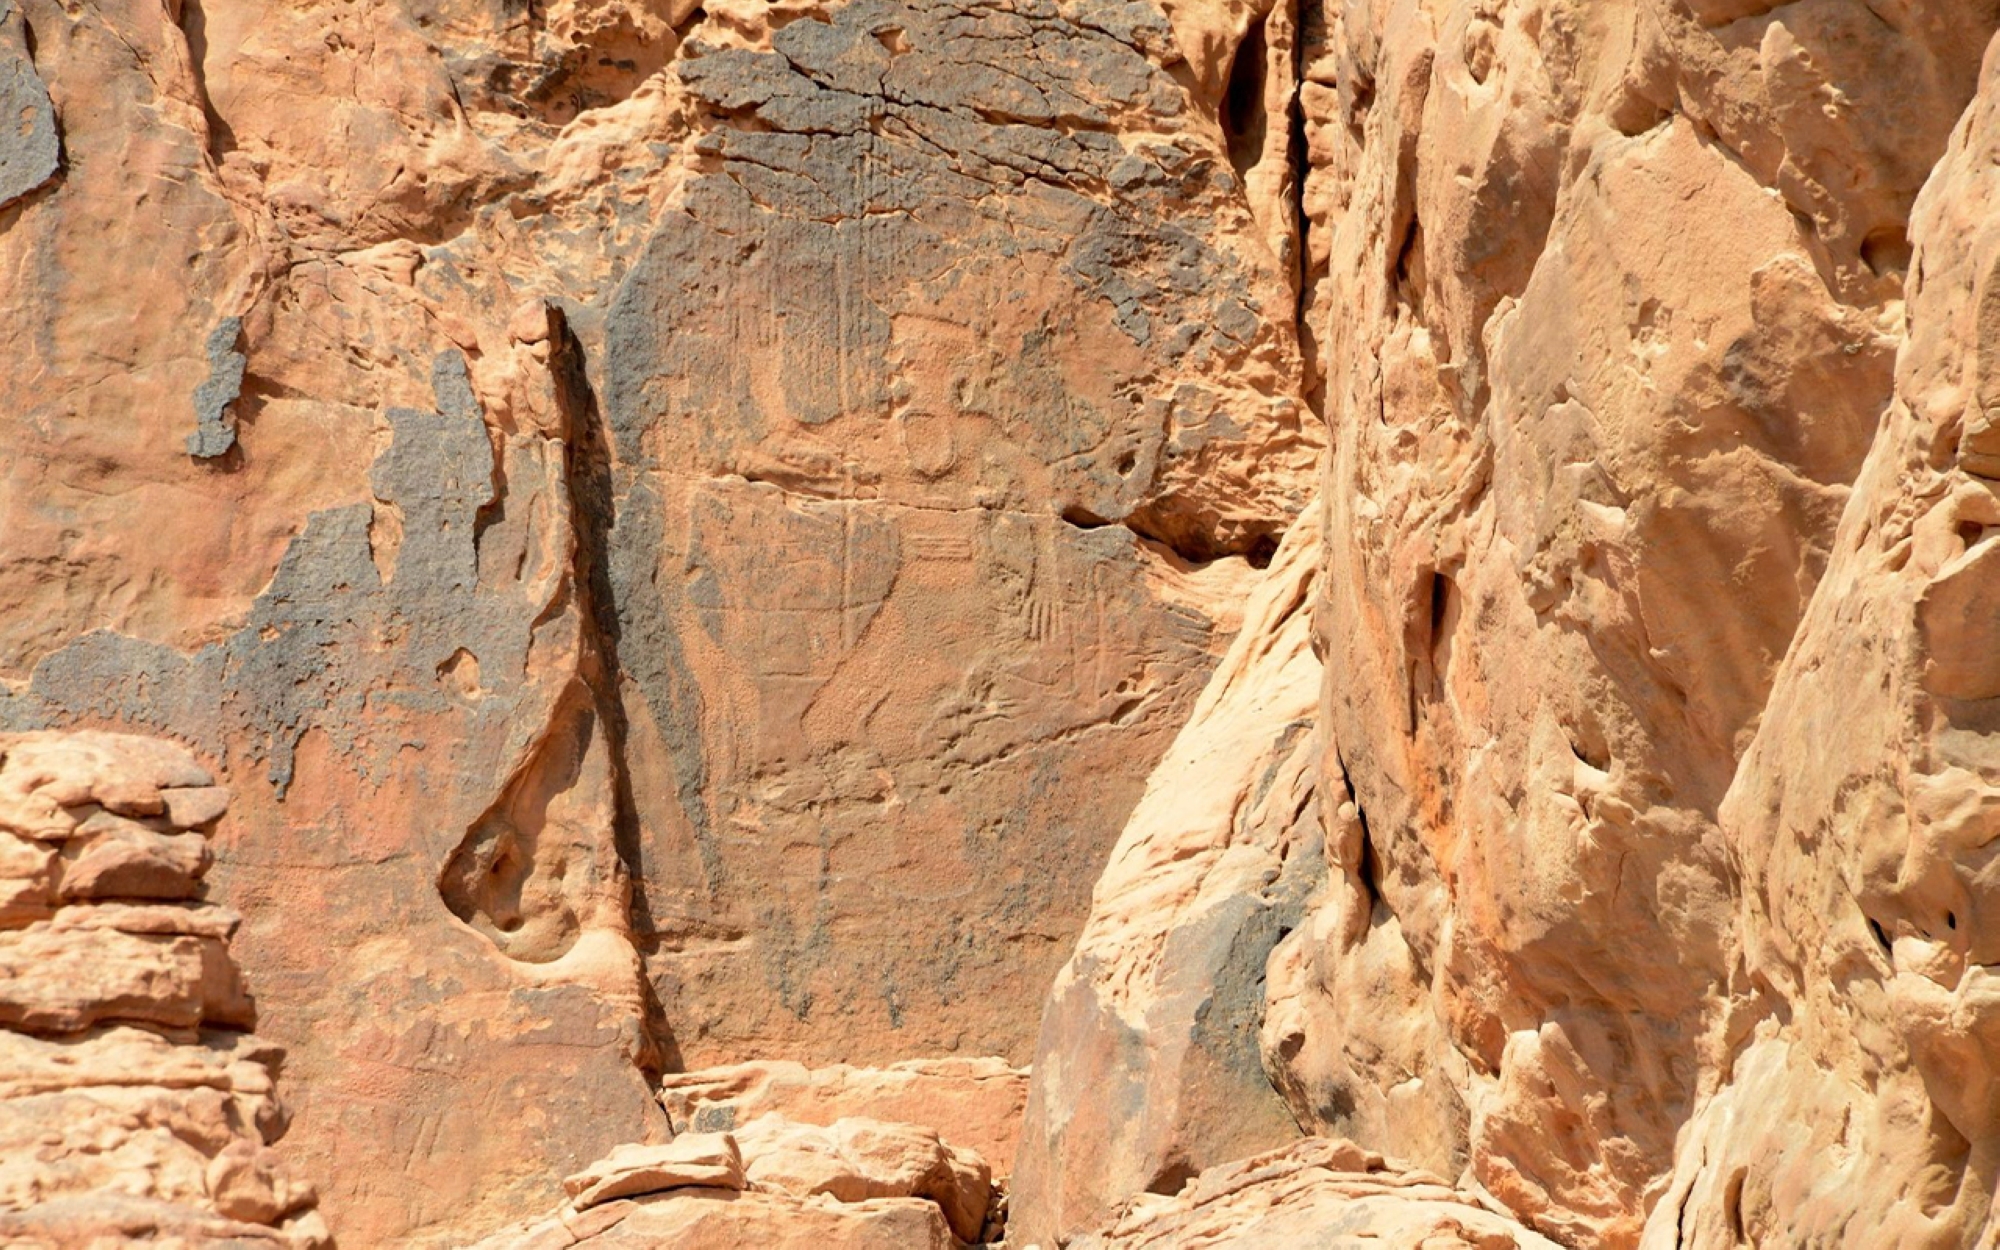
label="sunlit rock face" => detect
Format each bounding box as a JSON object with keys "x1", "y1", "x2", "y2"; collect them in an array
[
  {"x1": 1279, "y1": 4, "x2": 1992, "y2": 1243},
  {"x1": 1019, "y1": 4, "x2": 2000, "y2": 1250},
  {"x1": 12, "y1": 0, "x2": 2000, "y2": 1245}
]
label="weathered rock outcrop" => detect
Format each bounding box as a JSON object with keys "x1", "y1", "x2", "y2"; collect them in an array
[
  {"x1": 1018, "y1": 4, "x2": 2000, "y2": 1250},
  {"x1": 1068, "y1": 1138, "x2": 1557, "y2": 1249},
  {"x1": 1293, "y1": 3, "x2": 1997, "y2": 1239},
  {"x1": 1013, "y1": 494, "x2": 1324, "y2": 1240},
  {"x1": 16, "y1": 0, "x2": 2000, "y2": 1246},
  {"x1": 474, "y1": 1112, "x2": 994, "y2": 1249},
  {"x1": 1643, "y1": 30, "x2": 2000, "y2": 1248},
  {"x1": 0, "y1": 731, "x2": 326, "y2": 1247}
]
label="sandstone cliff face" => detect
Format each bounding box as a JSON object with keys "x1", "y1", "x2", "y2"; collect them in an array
[
  {"x1": 1019, "y1": 3, "x2": 2000, "y2": 1250},
  {"x1": 0, "y1": 0, "x2": 1310, "y2": 1241},
  {"x1": 1649, "y1": 35, "x2": 2000, "y2": 1247},
  {"x1": 1294, "y1": 3, "x2": 1988, "y2": 1240},
  {"x1": 10, "y1": 0, "x2": 2000, "y2": 1246}
]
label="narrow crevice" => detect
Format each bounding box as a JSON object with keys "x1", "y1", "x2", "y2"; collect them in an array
[
  {"x1": 1867, "y1": 916, "x2": 1893, "y2": 959},
  {"x1": 1392, "y1": 214, "x2": 1426, "y2": 314},
  {"x1": 1221, "y1": 16, "x2": 1270, "y2": 183},
  {"x1": 1355, "y1": 803, "x2": 1384, "y2": 917},
  {"x1": 1338, "y1": 744, "x2": 1384, "y2": 914},
  {"x1": 175, "y1": 0, "x2": 239, "y2": 160},
  {"x1": 548, "y1": 304, "x2": 684, "y2": 1077},
  {"x1": 1427, "y1": 569, "x2": 1452, "y2": 640},
  {"x1": 1723, "y1": 1167, "x2": 1748, "y2": 1244},
  {"x1": 1671, "y1": 1143, "x2": 1704, "y2": 1248},
  {"x1": 1288, "y1": 19, "x2": 1323, "y2": 421}
]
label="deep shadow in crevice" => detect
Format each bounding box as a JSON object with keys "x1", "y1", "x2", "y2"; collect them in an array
[
  {"x1": 1146, "y1": 1157, "x2": 1198, "y2": 1198},
  {"x1": 1355, "y1": 802, "x2": 1384, "y2": 917},
  {"x1": 549, "y1": 303, "x2": 685, "y2": 1076},
  {"x1": 1059, "y1": 504, "x2": 1113, "y2": 530},
  {"x1": 1221, "y1": 17, "x2": 1270, "y2": 184},
  {"x1": 176, "y1": 0, "x2": 239, "y2": 159}
]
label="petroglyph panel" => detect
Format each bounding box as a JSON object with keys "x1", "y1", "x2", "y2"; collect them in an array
[
  {"x1": 621, "y1": 476, "x2": 1229, "y2": 1063},
  {"x1": 603, "y1": 0, "x2": 1317, "y2": 1064}
]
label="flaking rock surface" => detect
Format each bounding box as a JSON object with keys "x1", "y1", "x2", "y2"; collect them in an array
[{"x1": 0, "y1": 731, "x2": 327, "y2": 1247}]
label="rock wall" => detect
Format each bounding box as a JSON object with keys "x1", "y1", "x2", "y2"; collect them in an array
[
  {"x1": 1017, "y1": 3, "x2": 2000, "y2": 1249},
  {"x1": 1647, "y1": 32, "x2": 2000, "y2": 1247},
  {"x1": 0, "y1": 0, "x2": 1310, "y2": 1242},
  {"x1": 1292, "y1": 2, "x2": 1991, "y2": 1242},
  {"x1": 13, "y1": 0, "x2": 2000, "y2": 1246}
]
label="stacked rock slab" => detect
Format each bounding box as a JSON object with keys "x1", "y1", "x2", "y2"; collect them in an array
[
  {"x1": 658, "y1": 1056, "x2": 1029, "y2": 1176},
  {"x1": 0, "y1": 731, "x2": 326, "y2": 1247},
  {"x1": 473, "y1": 1114, "x2": 993, "y2": 1249}
]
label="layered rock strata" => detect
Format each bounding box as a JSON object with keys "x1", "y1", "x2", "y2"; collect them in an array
[
  {"x1": 0, "y1": 731, "x2": 326, "y2": 1247},
  {"x1": 659, "y1": 1056, "x2": 1029, "y2": 1175}
]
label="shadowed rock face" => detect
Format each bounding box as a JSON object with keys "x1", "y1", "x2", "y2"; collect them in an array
[{"x1": 14, "y1": 0, "x2": 2000, "y2": 1245}]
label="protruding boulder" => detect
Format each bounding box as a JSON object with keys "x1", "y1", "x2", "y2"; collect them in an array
[
  {"x1": 563, "y1": 1135, "x2": 745, "y2": 1210},
  {"x1": 473, "y1": 1113, "x2": 993, "y2": 1248},
  {"x1": 735, "y1": 1113, "x2": 992, "y2": 1243}
]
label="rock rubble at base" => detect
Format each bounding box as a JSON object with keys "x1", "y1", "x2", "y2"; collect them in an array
[
  {"x1": 473, "y1": 1111, "x2": 994, "y2": 1249},
  {"x1": 658, "y1": 1056, "x2": 1030, "y2": 1175},
  {"x1": 1061, "y1": 1138, "x2": 1559, "y2": 1250}
]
